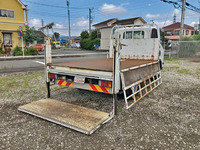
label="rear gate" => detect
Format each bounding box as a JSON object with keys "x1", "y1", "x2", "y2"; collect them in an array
[{"x1": 18, "y1": 98, "x2": 112, "y2": 135}]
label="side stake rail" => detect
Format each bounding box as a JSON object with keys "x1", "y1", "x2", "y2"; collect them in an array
[{"x1": 121, "y1": 71, "x2": 162, "y2": 109}]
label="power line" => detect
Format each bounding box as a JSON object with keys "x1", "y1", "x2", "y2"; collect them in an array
[
  {"x1": 22, "y1": 0, "x2": 89, "y2": 9},
  {"x1": 161, "y1": 0, "x2": 200, "y2": 13}
]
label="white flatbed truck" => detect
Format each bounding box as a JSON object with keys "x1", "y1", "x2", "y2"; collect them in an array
[{"x1": 19, "y1": 24, "x2": 164, "y2": 135}]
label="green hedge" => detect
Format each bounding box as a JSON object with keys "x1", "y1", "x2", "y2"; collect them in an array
[
  {"x1": 13, "y1": 46, "x2": 38, "y2": 56},
  {"x1": 0, "y1": 48, "x2": 4, "y2": 54},
  {"x1": 13, "y1": 46, "x2": 23, "y2": 56},
  {"x1": 80, "y1": 38, "x2": 94, "y2": 50},
  {"x1": 26, "y1": 47, "x2": 38, "y2": 55}
]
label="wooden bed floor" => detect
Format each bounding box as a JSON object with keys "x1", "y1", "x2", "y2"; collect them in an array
[{"x1": 49, "y1": 58, "x2": 157, "y2": 72}]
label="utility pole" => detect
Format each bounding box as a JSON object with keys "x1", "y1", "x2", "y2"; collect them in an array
[
  {"x1": 180, "y1": 0, "x2": 186, "y2": 38},
  {"x1": 41, "y1": 19, "x2": 44, "y2": 33},
  {"x1": 173, "y1": 14, "x2": 176, "y2": 23},
  {"x1": 67, "y1": 0, "x2": 71, "y2": 47},
  {"x1": 199, "y1": 0, "x2": 200, "y2": 34},
  {"x1": 89, "y1": 8, "x2": 92, "y2": 34},
  {"x1": 42, "y1": 19, "x2": 44, "y2": 28}
]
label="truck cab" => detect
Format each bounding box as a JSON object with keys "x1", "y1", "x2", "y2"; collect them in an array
[{"x1": 110, "y1": 24, "x2": 164, "y2": 67}]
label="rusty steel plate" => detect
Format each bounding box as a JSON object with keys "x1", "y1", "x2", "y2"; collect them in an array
[
  {"x1": 18, "y1": 99, "x2": 110, "y2": 134},
  {"x1": 49, "y1": 58, "x2": 157, "y2": 72}
]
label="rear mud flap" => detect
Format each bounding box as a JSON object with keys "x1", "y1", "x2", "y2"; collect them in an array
[{"x1": 18, "y1": 99, "x2": 112, "y2": 135}]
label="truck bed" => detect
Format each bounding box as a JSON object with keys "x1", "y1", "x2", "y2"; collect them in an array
[{"x1": 49, "y1": 58, "x2": 158, "y2": 72}]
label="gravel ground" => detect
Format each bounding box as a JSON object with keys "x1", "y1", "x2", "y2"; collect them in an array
[{"x1": 0, "y1": 59, "x2": 200, "y2": 150}]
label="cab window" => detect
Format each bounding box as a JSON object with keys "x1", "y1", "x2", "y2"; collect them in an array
[
  {"x1": 126, "y1": 31, "x2": 132, "y2": 39},
  {"x1": 151, "y1": 28, "x2": 158, "y2": 38},
  {"x1": 133, "y1": 31, "x2": 145, "y2": 39},
  {"x1": 123, "y1": 32, "x2": 125, "y2": 39},
  {"x1": 133, "y1": 31, "x2": 141, "y2": 39}
]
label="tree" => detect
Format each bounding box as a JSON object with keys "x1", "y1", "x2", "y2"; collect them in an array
[
  {"x1": 91, "y1": 30, "x2": 97, "y2": 40},
  {"x1": 53, "y1": 32, "x2": 60, "y2": 41},
  {"x1": 23, "y1": 25, "x2": 41, "y2": 45},
  {"x1": 80, "y1": 30, "x2": 89, "y2": 39},
  {"x1": 80, "y1": 30, "x2": 100, "y2": 50}
]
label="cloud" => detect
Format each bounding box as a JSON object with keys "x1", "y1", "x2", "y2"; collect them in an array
[
  {"x1": 100, "y1": 3, "x2": 127, "y2": 16},
  {"x1": 55, "y1": 24, "x2": 65, "y2": 29},
  {"x1": 146, "y1": 14, "x2": 160, "y2": 19},
  {"x1": 172, "y1": 9, "x2": 180, "y2": 16},
  {"x1": 148, "y1": 4, "x2": 152, "y2": 7},
  {"x1": 73, "y1": 17, "x2": 89, "y2": 27},
  {"x1": 190, "y1": 21, "x2": 198, "y2": 26},
  {"x1": 154, "y1": 20, "x2": 173, "y2": 28},
  {"x1": 29, "y1": 18, "x2": 42, "y2": 28},
  {"x1": 185, "y1": 10, "x2": 199, "y2": 19},
  {"x1": 120, "y1": 3, "x2": 129, "y2": 7}
]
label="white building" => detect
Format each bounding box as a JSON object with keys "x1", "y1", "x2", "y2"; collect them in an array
[{"x1": 93, "y1": 17, "x2": 147, "y2": 50}]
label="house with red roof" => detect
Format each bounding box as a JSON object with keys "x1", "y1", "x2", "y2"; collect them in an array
[
  {"x1": 163, "y1": 22, "x2": 195, "y2": 41},
  {"x1": 93, "y1": 17, "x2": 146, "y2": 50}
]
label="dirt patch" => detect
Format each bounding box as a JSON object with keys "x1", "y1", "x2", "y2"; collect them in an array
[{"x1": 0, "y1": 60, "x2": 200, "y2": 150}]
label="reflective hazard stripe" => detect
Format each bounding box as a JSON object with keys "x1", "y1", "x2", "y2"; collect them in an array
[
  {"x1": 89, "y1": 84, "x2": 109, "y2": 93},
  {"x1": 57, "y1": 80, "x2": 73, "y2": 87}
]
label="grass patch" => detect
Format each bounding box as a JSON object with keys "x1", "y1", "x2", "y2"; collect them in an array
[
  {"x1": 163, "y1": 66, "x2": 193, "y2": 75},
  {"x1": 164, "y1": 58, "x2": 178, "y2": 61},
  {"x1": 56, "y1": 56, "x2": 61, "y2": 59},
  {"x1": 177, "y1": 69, "x2": 192, "y2": 75},
  {"x1": 0, "y1": 72, "x2": 45, "y2": 99},
  {"x1": 53, "y1": 85, "x2": 61, "y2": 91},
  {"x1": 195, "y1": 84, "x2": 200, "y2": 87},
  {"x1": 163, "y1": 66, "x2": 179, "y2": 72},
  {"x1": 32, "y1": 96, "x2": 37, "y2": 101},
  {"x1": 196, "y1": 68, "x2": 200, "y2": 78}
]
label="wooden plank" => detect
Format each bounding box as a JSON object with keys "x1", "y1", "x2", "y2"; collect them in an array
[{"x1": 18, "y1": 99, "x2": 110, "y2": 134}]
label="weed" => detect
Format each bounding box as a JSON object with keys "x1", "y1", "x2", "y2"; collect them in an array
[
  {"x1": 163, "y1": 66, "x2": 179, "y2": 72},
  {"x1": 53, "y1": 85, "x2": 60, "y2": 91},
  {"x1": 170, "y1": 66, "x2": 180, "y2": 70},
  {"x1": 177, "y1": 69, "x2": 192, "y2": 75},
  {"x1": 3, "y1": 66, "x2": 8, "y2": 69},
  {"x1": 32, "y1": 96, "x2": 37, "y2": 101},
  {"x1": 164, "y1": 58, "x2": 178, "y2": 61},
  {"x1": 164, "y1": 86, "x2": 169, "y2": 91},
  {"x1": 43, "y1": 133, "x2": 48, "y2": 138},
  {"x1": 117, "y1": 107, "x2": 122, "y2": 112}
]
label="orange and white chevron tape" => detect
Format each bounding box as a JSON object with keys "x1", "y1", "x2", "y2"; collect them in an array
[
  {"x1": 57, "y1": 80, "x2": 73, "y2": 87},
  {"x1": 89, "y1": 84, "x2": 109, "y2": 93}
]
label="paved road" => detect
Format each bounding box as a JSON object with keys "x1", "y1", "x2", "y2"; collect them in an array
[
  {"x1": 0, "y1": 54, "x2": 107, "y2": 74},
  {"x1": 38, "y1": 48, "x2": 106, "y2": 55}
]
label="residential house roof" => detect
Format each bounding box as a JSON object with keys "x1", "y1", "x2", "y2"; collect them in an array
[
  {"x1": 93, "y1": 17, "x2": 146, "y2": 28},
  {"x1": 17, "y1": 0, "x2": 27, "y2": 9},
  {"x1": 113, "y1": 17, "x2": 147, "y2": 25},
  {"x1": 93, "y1": 18, "x2": 118, "y2": 27},
  {"x1": 163, "y1": 22, "x2": 194, "y2": 30},
  {"x1": 34, "y1": 31, "x2": 46, "y2": 38}
]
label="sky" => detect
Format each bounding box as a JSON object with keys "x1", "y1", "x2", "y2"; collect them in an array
[{"x1": 21, "y1": 0, "x2": 200, "y2": 36}]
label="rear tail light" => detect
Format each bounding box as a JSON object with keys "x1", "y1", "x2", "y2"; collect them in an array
[
  {"x1": 48, "y1": 73, "x2": 55, "y2": 79},
  {"x1": 101, "y1": 81, "x2": 112, "y2": 88},
  {"x1": 101, "y1": 81, "x2": 108, "y2": 87}
]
